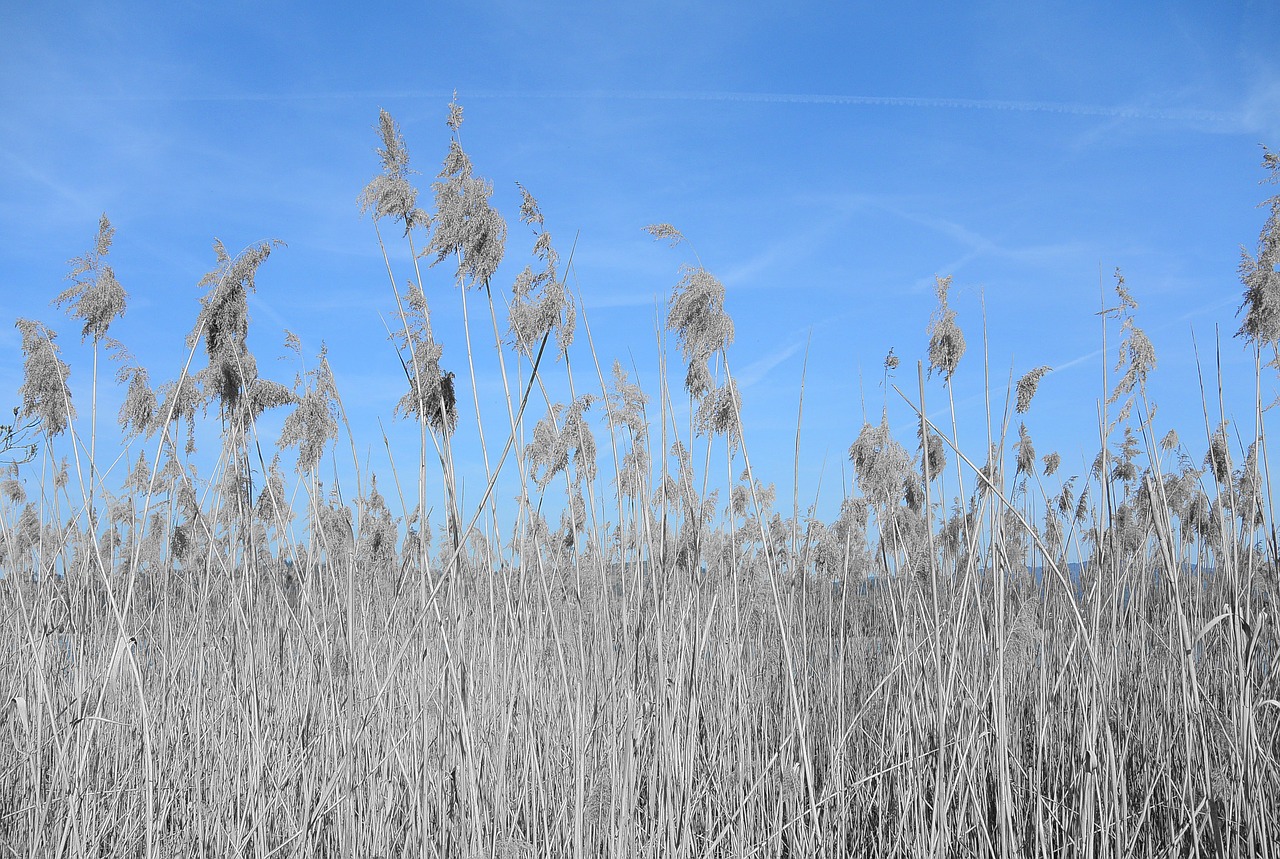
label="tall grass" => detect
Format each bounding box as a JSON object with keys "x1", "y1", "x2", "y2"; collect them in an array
[{"x1": 1, "y1": 106, "x2": 1277, "y2": 858}]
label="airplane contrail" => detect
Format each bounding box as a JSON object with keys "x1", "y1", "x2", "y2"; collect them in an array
[
  {"x1": 23, "y1": 87, "x2": 1243, "y2": 126},
  {"x1": 545, "y1": 90, "x2": 1237, "y2": 125}
]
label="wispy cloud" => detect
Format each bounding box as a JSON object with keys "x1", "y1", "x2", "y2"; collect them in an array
[
  {"x1": 735, "y1": 336, "x2": 808, "y2": 389},
  {"x1": 0, "y1": 146, "x2": 97, "y2": 214},
  {"x1": 246, "y1": 294, "x2": 304, "y2": 343},
  {"x1": 719, "y1": 208, "x2": 858, "y2": 288},
  {"x1": 868, "y1": 205, "x2": 1087, "y2": 292},
  {"x1": 1239, "y1": 76, "x2": 1280, "y2": 141}
]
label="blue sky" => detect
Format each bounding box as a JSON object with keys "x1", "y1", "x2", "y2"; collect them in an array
[{"x1": 2, "y1": 2, "x2": 1279, "y2": 525}]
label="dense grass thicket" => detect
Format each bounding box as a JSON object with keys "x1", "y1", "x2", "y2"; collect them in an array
[{"x1": 2, "y1": 104, "x2": 1279, "y2": 858}]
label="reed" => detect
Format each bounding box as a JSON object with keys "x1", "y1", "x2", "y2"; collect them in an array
[{"x1": 0, "y1": 109, "x2": 1276, "y2": 859}]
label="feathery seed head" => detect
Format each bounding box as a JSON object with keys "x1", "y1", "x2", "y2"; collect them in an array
[
  {"x1": 644, "y1": 223, "x2": 685, "y2": 247},
  {"x1": 1237, "y1": 148, "x2": 1280, "y2": 347},
  {"x1": 0, "y1": 474, "x2": 25, "y2": 505},
  {"x1": 186, "y1": 239, "x2": 285, "y2": 426},
  {"x1": 446, "y1": 91, "x2": 464, "y2": 132},
  {"x1": 1108, "y1": 324, "x2": 1156, "y2": 409},
  {"x1": 1205, "y1": 423, "x2": 1232, "y2": 485},
  {"x1": 253, "y1": 455, "x2": 289, "y2": 526},
  {"x1": 694, "y1": 380, "x2": 741, "y2": 452},
  {"x1": 516, "y1": 182, "x2": 545, "y2": 228},
  {"x1": 509, "y1": 267, "x2": 574, "y2": 355},
  {"x1": 508, "y1": 186, "x2": 573, "y2": 355},
  {"x1": 1055, "y1": 477, "x2": 1076, "y2": 518},
  {"x1": 608, "y1": 362, "x2": 650, "y2": 495},
  {"x1": 56, "y1": 214, "x2": 127, "y2": 343},
  {"x1": 428, "y1": 135, "x2": 507, "y2": 286},
  {"x1": 1043, "y1": 505, "x2": 1065, "y2": 556},
  {"x1": 440, "y1": 139, "x2": 471, "y2": 177},
  {"x1": 1236, "y1": 215, "x2": 1280, "y2": 345},
  {"x1": 849, "y1": 418, "x2": 911, "y2": 508},
  {"x1": 526, "y1": 395, "x2": 598, "y2": 488},
  {"x1": 532, "y1": 230, "x2": 554, "y2": 260},
  {"x1": 151, "y1": 374, "x2": 200, "y2": 452},
  {"x1": 1105, "y1": 271, "x2": 1156, "y2": 427},
  {"x1": 53, "y1": 457, "x2": 69, "y2": 491},
  {"x1": 390, "y1": 283, "x2": 458, "y2": 436},
  {"x1": 917, "y1": 423, "x2": 947, "y2": 479},
  {"x1": 93, "y1": 212, "x2": 114, "y2": 256},
  {"x1": 376, "y1": 109, "x2": 410, "y2": 173},
  {"x1": 977, "y1": 443, "x2": 1002, "y2": 494},
  {"x1": 1015, "y1": 423, "x2": 1036, "y2": 477},
  {"x1": 278, "y1": 351, "x2": 341, "y2": 474},
  {"x1": 1074, "y1": 483, "x2": 1090, "y2": 523},
  {"x1": 1110, "y1": 453, "x2": 1137, "y2": 484},
  {"x1": 903, "y1": 473, "x2": 926, "y2": 513},
  {"x1": 359, "y1": 110, "x2": 428, "y2": 234},
  {"x1": 666, "y1": 265, "x2": 734, "y2": 398},
  {"x1": 117, "y1": 366, "x2": 156, "y2": 438},
  {"x1": 1114, "y1": 269, "x2": 1138, "y2": 311},
  {"x1": 926, "y1": 275, "x2": 966, "y2": 381},
  {"x1": 1015, "y1": 365, "x2": 1052, "y2": 413},
  {"x1": 1042, "y1": 451, "x2": 1061, "y2": 477},
  {"x1": 16, "y1": 318, "x2": 74, "y2": 437}
]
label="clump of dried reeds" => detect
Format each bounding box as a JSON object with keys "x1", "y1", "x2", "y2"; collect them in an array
[{"x1": 0, "y1": 104, "x2": 1277, "y2": 859}]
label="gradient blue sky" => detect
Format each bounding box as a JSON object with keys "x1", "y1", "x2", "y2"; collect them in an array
[{"x1": 2, "y1": 2, "x2": 1279, "y2": 523}]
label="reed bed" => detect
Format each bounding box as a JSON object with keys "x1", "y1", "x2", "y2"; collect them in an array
[{"x1": 0, "y1": 104, "x2": 1277, "y2": 858}]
